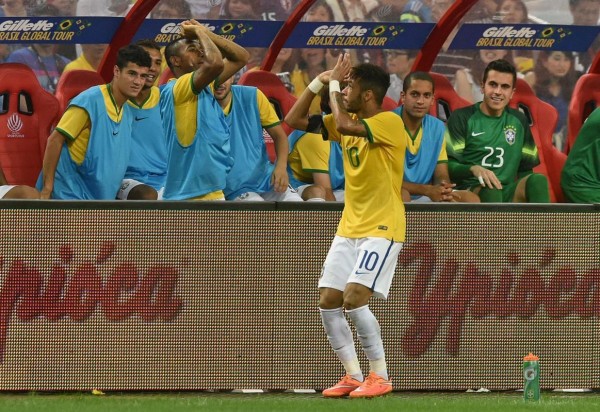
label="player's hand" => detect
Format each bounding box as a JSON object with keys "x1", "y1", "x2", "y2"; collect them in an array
[
  {"x1": 318, "y1": 70, "x2": 333, "y2": 85},
  {"x1": 40, "y1": 187, "x2": 52, "y2": 200},
  {"x1": 271, "y1": 164, "x2": 289, "y2": 193},
  {"x1": 181, "y1": 21, "x2": 208, "y2": 39},
  {"x1": 330, "y1": 53, "x2": 351, "y2": 83},
  {"x1": 470, "y1": 165, "x2": 502, "y2": 190},
  {"x1": 426, "y1": 183, "x2": 455, "y2": 202}
]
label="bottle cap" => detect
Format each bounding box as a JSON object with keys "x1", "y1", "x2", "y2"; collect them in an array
[{"x1": 524, "y1": 353, "x2": 539, "y2": 361}]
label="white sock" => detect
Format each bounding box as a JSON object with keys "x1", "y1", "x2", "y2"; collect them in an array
[
  {"x1": 319, "y1": 307, "x2": 363, "y2": 381},
  {"x1": 346, "y1": 305, "x2": 388, "y2": 380},
  {"x1": 306, "y1": 198, "x2": 326, "y2": 202}
]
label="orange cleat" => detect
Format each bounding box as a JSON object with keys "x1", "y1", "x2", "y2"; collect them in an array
[
  {"x1": 322, "y1": 375, "x2": 363, "y2": 398},
  {"x1": 349, "y1": 371, "x2": 392, "y2": 398}
]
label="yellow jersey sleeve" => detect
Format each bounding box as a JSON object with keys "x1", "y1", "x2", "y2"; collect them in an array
[
  {"x1": 256, "y1": 89, "x2": 281, "y2": 128},
  {"x1": 297, "y1": 132, "x2": 330, "y2": 173},
  {"x1": 55, "y1": 106, "x2": 91, "y2": 165},
  {"x1": 438, "y1": 139, "x2": 448, "y2": 163},
  {"x1": 172, "y1": 73, "x2": 204, "y2": 147},
  {"x1": 362, "y1": 111, "x2": 402, "y2": 146}
]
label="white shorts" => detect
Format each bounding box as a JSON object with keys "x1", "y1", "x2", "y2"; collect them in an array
[
  {"x1": 297, "y1": 184, "x2": 345, "y2": 202},
  {"x1": 412, "y1": 195, "x2": 432, "y2": 202},
  {"x1": 117, "y1": 179, "x2": 164, "y2": 200},
  {"x1": 0, "y1": 185, "x2": 15, "y2": 199},
  {"x1": 233, "y1": 186, "x2": 303, "y2": 202},
  {"x1": 318, "y1": 236, "x2": 403, "y2": 299}
]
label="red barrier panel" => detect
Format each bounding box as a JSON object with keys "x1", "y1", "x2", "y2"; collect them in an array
[{"x1": 0, "y1": 205, "x2": 598, "y2": 391}]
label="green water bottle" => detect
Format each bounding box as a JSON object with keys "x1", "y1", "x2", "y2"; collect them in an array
[{"x1": 523, "y1": 353, "x2": 540, "y2": 401}]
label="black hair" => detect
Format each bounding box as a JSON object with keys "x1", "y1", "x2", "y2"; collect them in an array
[
  {"x1": 483, "y1": 58, "x2": 517, "y2": 87},
  {"x1": 350, "y1": 63, "x2": 390, "y2": 106},
  {"x1": 116, "y1": 44, "x2": 152, "y2": 69},
  {"x1": 403, "y1": 71, "x2": 435, "y2": 93},
  {"x1": 164, "y1": 37, "x2": 187, "y2": 73}
]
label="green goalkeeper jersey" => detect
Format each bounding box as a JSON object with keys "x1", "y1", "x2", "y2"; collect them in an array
[
  {"x1": 561, "y1": 107, "x2": 600, "y2": 203},
  {"x1": 445, "y1": 103, "x2": 539, "y2": 189}
]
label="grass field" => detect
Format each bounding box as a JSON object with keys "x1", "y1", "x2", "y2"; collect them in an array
[{"x1": 1, "y1": 391, "x2": 600, "y2": 412}]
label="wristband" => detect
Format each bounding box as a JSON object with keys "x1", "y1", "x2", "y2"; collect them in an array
[
  {"x1": 329, "y1": 80, "x2": 341, "y2": 93},
  {"x1": 307, "y1": 77, "x2": 324, "y2": 94}
]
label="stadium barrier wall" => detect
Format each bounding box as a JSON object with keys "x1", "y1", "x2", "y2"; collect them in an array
[{"x1": 0, "y1": 201, "x2": 598, "y2": 391}]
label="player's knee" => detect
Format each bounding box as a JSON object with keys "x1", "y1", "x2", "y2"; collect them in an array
[
  {"x1": 458, "y1": 190, "x2": 480, "y2": 203},
  {"x1": 302, "y1": 184, "x2": 327, "y2": 201},
  {"x1": 525, "y1": 173, "x2": 550, "y2": 203},
  {"x1": 478, "y1": 187, "x2": 503, "y2": 203},
  {"x1": 342, "y1": 285, "x2": 371, "y2": 310},
  {"x1": 4, "y1": 186, "x2": 40, "y2": 199},
  {"x1": 128, "y1": 185, "x2": 158, "y2": 200},
  {"x1": 319, "y1": 287, "x2": 343, "y2": 309}
]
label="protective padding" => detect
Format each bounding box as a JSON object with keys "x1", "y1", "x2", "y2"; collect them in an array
[
  {"x1": 428, "y1": 72, "x2": 471, "y2": 122},
  {"x1": 509, "y1": 78, "x2": 566, "y2": 202},
  {"x1": 566, "y1": 73, "x2": 600, "y2": 154},
  {"x1": 55, "y1": 69, "x2": 105, "y2": 114}
]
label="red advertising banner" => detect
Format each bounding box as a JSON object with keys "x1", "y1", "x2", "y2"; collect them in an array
[{"x1": 0, "y1": 205, "x2": 597, "y2": 391}]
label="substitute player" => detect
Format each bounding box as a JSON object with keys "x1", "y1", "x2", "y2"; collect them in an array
[
  {"x1": 160, "y1": 20, "x2": 249, "y2": 200},
  {"x1": 395, "y1": 71, "x2": 479, "y2": 202},
  {"x1": 285, "y1": 54, "x2": 406, "y2": 398},
  {"x1": 445, "y1": 59, "x2": 550, "y2": 203},
  {"x1": 118, "y1": 39, "x2": 168, "y2": 200},
  {"x1": 287, "y1": 89, "x2": 345, "y2": 202},
  {"x1": 38, "y1": 45, "x2": 151, "y2": 199},
  {"x1": 214, "y1": 75, "x2": 302, "y2": 201},
  {"x1": 561, "y1": 107, "x2": 600, "y2": 203}
]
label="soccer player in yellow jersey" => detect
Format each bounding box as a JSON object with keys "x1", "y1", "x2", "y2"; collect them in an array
[{"x1": 286, "y1": 53, "x2": 406, "y2": 399}]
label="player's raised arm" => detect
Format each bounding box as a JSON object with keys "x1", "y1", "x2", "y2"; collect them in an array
[
  {"x1": 185, "y1": 20, "x2": 249, "y2": 86},
  {"x1": 285, "y1": 70, "x2": 333, "y2": 132},
  {"x1": 328, "y1": 53, "x2": 368, "y2": 138},
  {"x1": 179, "y1": 21, "x2": 224, "y2": 92}
]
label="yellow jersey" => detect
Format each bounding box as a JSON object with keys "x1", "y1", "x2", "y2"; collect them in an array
[{"x1": 323, "y1": 111, "x2": 407, "y2": 241}]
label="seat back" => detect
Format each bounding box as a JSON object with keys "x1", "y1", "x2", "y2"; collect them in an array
[
  {"x1": 55, "y1": 69, "x2": 105, "y2": 114},
  {"x1": 158, "y1": 67, "x2": 174, "y2": 86},
  {"x1": 509, "y1": 78, "x2": 566, "y2": 202},
  {"x1": 428, "y1": 72, "x2": 471, "y2": 122},
  {"x1": 382, "y1": 96, "x2": 398, "y2": 111},
  {"x1": 238, "y1": 70, "x2": 299, "y2": 162},
  {"x1": 238, "y1": 69, "x2": 297, "y2": 132},
  {"x1": 0, "y1": 63, "x2": 60, "y2": 186},
  {"x1": 566, "y1": 73, "x2": 600, "y2": 153}
]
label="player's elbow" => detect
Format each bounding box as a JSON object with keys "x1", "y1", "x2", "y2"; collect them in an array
[
  {"x1": 209, "y1": 60, "x2": 225, "y2": 77},
  {"x1": 284, "y1": 113, "x2": 302, "y2": 130},
  {"x1": 237, "y1": 48, "x2": 250, "y2": 65},
  {"x1": 335, "y1": 123, "x2": 354, "y2": 135}
]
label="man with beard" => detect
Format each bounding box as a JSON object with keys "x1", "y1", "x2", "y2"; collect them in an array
[{"x1": 286, "y1": 54, "x2": 406, "y2": 398}]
